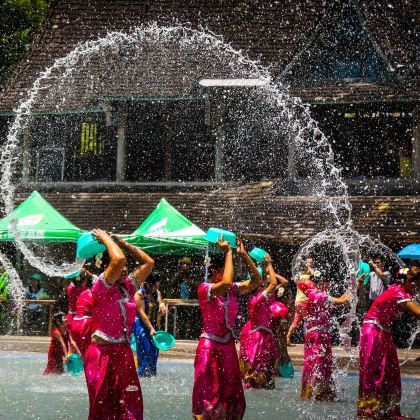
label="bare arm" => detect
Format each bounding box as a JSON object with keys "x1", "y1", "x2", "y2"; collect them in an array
[
  {"x1": 275, "y1": 273, "x2": 288, "y2": 287},
  {"x1": 210, "y1": 239, "x2": 234, "y2": 298},
  {"x1": 112, "y1": 235, "x2": 154, "y2": 285},
  {"x1": 69, "y1": 334, "x2": 82, "y2": 356},
  {"x1": 331, "y1": 293, "x2": 352, "y2": 305},
  {"x1": 135, "y1": 291, "x2": 156, "y2": 335},
  {"x1": 264, "y1": 255, "x2": 278, "y2": 296},
  {"x1": 403, "y1": 301, "x2": 420, "y2": 319},
  {"x1": 54, "y1": 331, "x2": 68, "y2": 358},
  {"x1": 93, "y1": 229, "x2": 126, "y2": 286},
  {"x1": 157, "y1": 289, "x2": 167, "y2": 314},
  {"x1": 236, "y1": 238, "x2": 262, "y2": 294},
  {"x1": 368, "y1": 259, "x2": 390, "y2": 281}
]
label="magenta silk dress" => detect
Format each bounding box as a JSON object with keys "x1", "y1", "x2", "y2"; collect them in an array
[
  {"x1": 192, "y1": 282, "x2": 246, "y2": 419},
  {"x1": 84, "y1": 274, "x2": 143, "y2": 420},
  {"x1": 301, "y1": 288, "x2": 336, "y2": 401},
  {"x1": 71, "y1": 289, "x2": 93, "y2": 358},
  {"x1": 358, "y1": 284, "x2": 412, "y2": 419},
  {"x1": 66, "y1": 283, "x2": 87, "y2": 325},
  {"x1": 239, "y1": 290, "x2": 278, "y2": 389}
]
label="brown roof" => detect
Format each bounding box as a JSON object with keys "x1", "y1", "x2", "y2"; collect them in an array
[
  {"x1": 11, "y1": 182, "x2": 419, "y2": 246},
  {"x1": 0, "y1": 0, "x2": 419, "y2": 112}
]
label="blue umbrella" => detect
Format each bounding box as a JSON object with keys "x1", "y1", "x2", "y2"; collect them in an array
[{"x1": 397, "y1": 244, "x2": 420, "y2": 261}]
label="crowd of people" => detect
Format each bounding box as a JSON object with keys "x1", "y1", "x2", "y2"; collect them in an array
[{"x1": 33, "y1": 229, "x2": 420, "y2": 419}]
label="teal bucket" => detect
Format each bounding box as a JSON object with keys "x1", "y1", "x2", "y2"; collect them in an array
[
  {"x1": 130, "y1": 334, "x2": 136, "y2": 351},
  {"x1": 76, "y1": 232, "x2": 106, "y2": 259},
  {"x1": 249, "y1": 247, "x2": 267, "y2": 264},
  {"x1": 279, "y1": 361, "x2": 294, "y2": 378},
  {"x1": 204, "y1": 228, "x2": 237, "y2": 249},
  {"x1": 153, "y1": 331, "x2": 175, "y2": 351},
  {"x1": 64, "y1": 270, "x2": 81, "y2": 279},
  {"x1": 357, "y1": 260, "x2": 371, "y2": 285},
  {"x1": 65, "y1": 353, "x2": 84, "y2": 376}
]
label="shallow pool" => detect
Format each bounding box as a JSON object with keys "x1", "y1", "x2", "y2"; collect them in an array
[{"x1": 0, "y1": 353, "x2": 419, "y2": 419}]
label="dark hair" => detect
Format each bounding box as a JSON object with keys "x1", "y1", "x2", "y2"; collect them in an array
[
  {"x1": 210, "y1": 254, "x2": 224, "y2": 270},
  {"x1": 142, "y1": 273, "x2": 160, "y2": 303},
  {"x1": 101, "y1": 251, "x2": 111, "y2": 267},
  {"x1": 53, "y1": 311, "x2": 65, "y2": 327}
]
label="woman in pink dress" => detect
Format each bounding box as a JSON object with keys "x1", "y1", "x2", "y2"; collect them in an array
[
  {"x1": 84, "y1": 230, "x2": 154, "y2": 420},
  {"x1": 358, "y1": 266, "x2": 420, "y2": 419},
  {"x1": 239, "y1": 253, "x2": 287, "y2": 389},
  {"x1": 192, "y1": 237, "x2": 261, "y2": 419},
  {"x1": 66, "y1": 270, "x2": 90, "y2": 325},
  {"x1": 298, "y1": 278, "x2": 351, "y2": 401}
]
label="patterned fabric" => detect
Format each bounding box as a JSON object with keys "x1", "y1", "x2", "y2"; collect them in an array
[
  {"x1": 192, "y1": 338, "x2": 245, "y2": 419},
  {"x1": 358, "y1": 284, "x2": 412, "y2": 419},
  {"x1": 239, "y1": 291, "x2": 278, "y2": 389},
  {"x1": 133, "y1": 288, "x2": 159, "y2": 377},
  {"x1": 301, "y1": 288, "x2": 335, "y2": 401},
  {"x1": 71, "y1": 289, "x2": 93, "y2": 357},
  {"x1": 84, "y1": 343, "x2": 143, "y2": 420}
]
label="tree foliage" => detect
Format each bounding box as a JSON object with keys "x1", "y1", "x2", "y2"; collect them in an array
[{"x1": 0, "y1": 0, "x2": 48, "y2": 86}]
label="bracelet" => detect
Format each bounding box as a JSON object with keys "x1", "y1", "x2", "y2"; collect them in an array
[{"x1": 226, "y1": 251, "x2": 233, "y2": 256}]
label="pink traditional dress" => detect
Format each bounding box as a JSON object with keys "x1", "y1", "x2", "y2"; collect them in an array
[
  {"x1": 43, "y1": 327, "x2": 69, "y2": 375},
  {"x1": 71, "y1": 289, "x2": 93, "y2": 358},
  {"x1": 358, "y1": 284, "x2": 412, "y2": 419},
  {"x1": 84, "y1": 274, "x2": 143, "y2": 420},
  {"x1": 239, "y1": 290, "x2": 279, "y2": 389},
  {"x1": 301, "y1": 288, "x2": 335, "y2": 401},
  {"x1": 192, "y1": 282, "x2": 246, "y2": 419},
  {"x1": 66, "y1": 282, "x2": 87, "y2": 325}
]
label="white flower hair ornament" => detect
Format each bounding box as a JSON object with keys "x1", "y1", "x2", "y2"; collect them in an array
[{"x1": 95, "y1": 253, "x2": 103, "y2": 268}]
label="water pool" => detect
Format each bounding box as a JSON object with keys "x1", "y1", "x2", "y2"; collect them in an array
[{"x1": 0, "y1": 353, "x2": 419, "y2": 419}]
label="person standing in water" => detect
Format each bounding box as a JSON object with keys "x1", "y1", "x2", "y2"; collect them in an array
[
  {"x1": 44, "y1": 311, "x2": 81, "y2": 375},
  {"x1": 358, "y1": 266, "x2": 420, "y2": 419},
  {"x1": 84, "y1": 230, "x2": 154, "y2": 420},
  {"x1": 133, "y1": 272, "x2": 167, "y2": 377},
  {"x1": 287, "y1": 257, "x2": 316, "y2": 346},
  {"x1": 192, "y1": 237, "x2": 261, "y2": 419},
  {"x1": 299, "y1": 277, "x2": 351, "y2": 401},
  {"x1": 239, "y1": 253, "x2": 280, "y2": 389}
]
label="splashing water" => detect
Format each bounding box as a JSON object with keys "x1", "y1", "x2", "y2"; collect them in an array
[{"x1": 0, "y1": 24, "x2": 406, "y2": 373}]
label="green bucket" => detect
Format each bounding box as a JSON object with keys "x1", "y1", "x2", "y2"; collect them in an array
[{"x1": 153, "y1": 331, "x2": 175, "y2": 351}]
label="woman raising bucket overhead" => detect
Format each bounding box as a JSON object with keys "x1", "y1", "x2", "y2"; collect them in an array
[
  {"x1": 84, "y1": 230, "x2": 154, "y2": 420},
  {"x1": 192, "y1": 236, "x2": 261, "y2": 419}
]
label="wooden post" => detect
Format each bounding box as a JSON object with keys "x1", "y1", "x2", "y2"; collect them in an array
[
  {"x1": 287, "y1": 132, "x2": 297, "y2": 179},
  {"x1": 412, "y1": 107, "x2": 420, "y2": 179},
  {"x1": 22, "y1": 126, "x2": 31, "y2": 182},
  {"x1": 116, "y1": 111, "x2": 127, "y2": 182}
]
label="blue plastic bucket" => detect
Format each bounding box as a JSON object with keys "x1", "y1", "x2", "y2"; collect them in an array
[
  {"x1": 76, "y1": 232, "x2": 106, "y2": 259},
  {"x1": 204, "y1": 228, "x2": 237, "y2": 249},
  {"x1": 153, "y1": 331, "x2": 175, "y2": 351},
  {"x1": 249, "y1": 247, "x2": 267, "y2": 264}
]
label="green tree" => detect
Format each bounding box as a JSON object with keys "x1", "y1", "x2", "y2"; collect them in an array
[{"x1": 0, "y1": 0, "x2": 48, "y2": 86}]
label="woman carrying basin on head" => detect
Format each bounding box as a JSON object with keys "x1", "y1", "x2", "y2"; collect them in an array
[
  {"x1": 84, "y1": 230, "x2": 154, "y2": 420},
  {"x1": 358, "y1": 266, "x2": 420, "y2": 419},
  {"x1": 192, "y1": 236, "x2": 261, "y2": 419}
]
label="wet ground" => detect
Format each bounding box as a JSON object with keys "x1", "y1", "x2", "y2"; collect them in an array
[{"x1": 0, "y1": 352, "x2": 419, "y2": 419}]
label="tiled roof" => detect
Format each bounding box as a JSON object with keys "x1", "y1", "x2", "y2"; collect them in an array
[
  {"x1": 0, "y1": 0, "x2": 419, "y2": 111},
  {"x1": 9, "y1": 181, "x2": 419, "y2": 246}
]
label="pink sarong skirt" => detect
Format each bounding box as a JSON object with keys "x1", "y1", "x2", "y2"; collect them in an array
[
  {"x1": 358, "y1": 323, "x2": 401, "y2": 418},
  {"x1": 301, "y1": 330, "x2": 335, "y2": 401},
  {"x1": 84, "y1": 343, "x2": 143, "y2": 420},
  {"x1": 71, "y1": 317, "x2": 91, "y2": 358},
  {"x1": 239, "y1": 321, "x2": 278, "y2": 389},
  {"x1": 192, "y1": 337, "x2": 246, "y2": 419}
]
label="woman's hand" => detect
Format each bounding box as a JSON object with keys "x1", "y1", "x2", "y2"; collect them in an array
[
  {"x1": 236, "y1": 238, "x2": 246, "y2": 257},
  {"x1": 264, "y1": 253, "x2": 272, "y2": 264},
  {"x1": 150, "y1": 327, "x2": 157, "y2": 336},
  {"x1": 216, "y1": 235, "x2": 231, "y2": 255},
  {"x1": 92, "y1": 229, "x2": 110, "y2": 245},
  {"x1": 110, "y1": 233, "x2": 124, "y2": 245}
]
